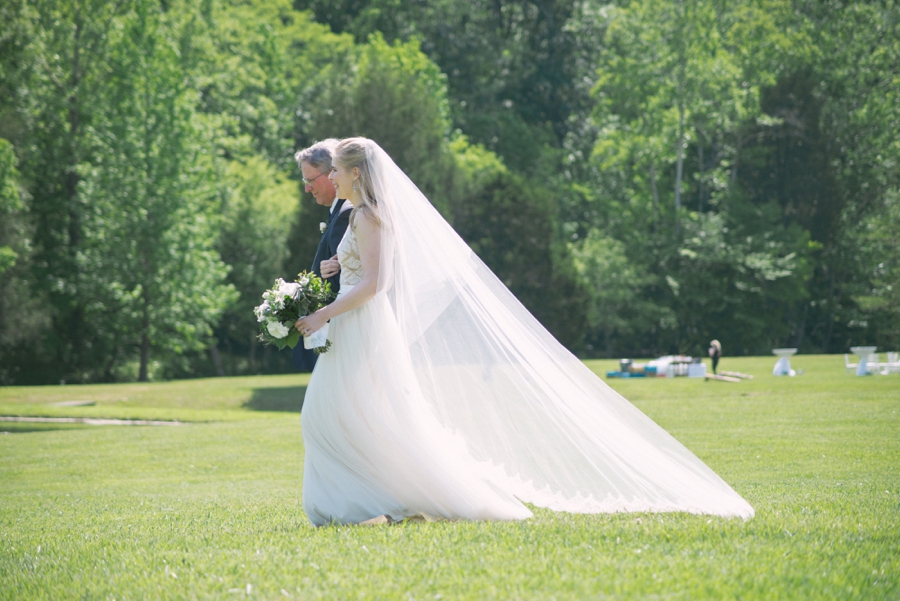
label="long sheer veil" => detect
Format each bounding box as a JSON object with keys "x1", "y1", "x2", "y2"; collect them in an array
[{"x1": 364, "y1": 141, "x2": 754, "y2": 519}]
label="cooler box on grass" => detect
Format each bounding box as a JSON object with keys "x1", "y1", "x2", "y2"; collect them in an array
[{"x1": 606, "y1": 362, "x2": 658, "y2": 379}]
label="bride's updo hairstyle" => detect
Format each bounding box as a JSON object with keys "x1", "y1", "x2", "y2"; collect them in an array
[{"x1": 334, "y1": 137, "x2": 380, "y2": 227}]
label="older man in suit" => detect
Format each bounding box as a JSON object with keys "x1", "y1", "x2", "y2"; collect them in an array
[{"x1": 291, "y1": 139, "x2": 352, "y2": 372}]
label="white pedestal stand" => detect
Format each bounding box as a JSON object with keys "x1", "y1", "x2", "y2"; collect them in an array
[
  {"x1": 849, "y1": 346, "x2": 877, "y2": 376},
  {"x1": 772, "y1": 348, "x2": 797, "y2": 376}
]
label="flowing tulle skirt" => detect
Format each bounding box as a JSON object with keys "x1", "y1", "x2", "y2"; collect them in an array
[
  {"x1": 302, "y1": 141, "x2": 753, "y2": 525},
  {"x1": 301, "y1": 291, "x2": 532, "y2": 526}
]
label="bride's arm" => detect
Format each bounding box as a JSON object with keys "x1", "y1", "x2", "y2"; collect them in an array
[{"x1": 295, "y1": 212, "x2": 380, "y2": 334}]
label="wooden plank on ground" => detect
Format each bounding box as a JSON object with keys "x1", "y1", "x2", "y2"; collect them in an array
[
  {"x1": 720, "y1": 370, "x2": 755, "y2": 380},
  {"x1": 705, "y1": 374, "x2": 741, "y2": 383}
]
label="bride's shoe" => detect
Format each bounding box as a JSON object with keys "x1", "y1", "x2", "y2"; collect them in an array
[
  {"x1": 355, "y1": 512, "x2": 444, "y2": 526},
  {"x1": 357, "y1": 514, "x2": 390, "y2": 526},
  {"x1": 403, "y1": 513, "x2": 441, "y2": 523}
]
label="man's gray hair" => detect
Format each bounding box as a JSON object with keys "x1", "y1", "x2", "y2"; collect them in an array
[{"x1": 295, "y1": 138, "x2": 339, "y2": 173}]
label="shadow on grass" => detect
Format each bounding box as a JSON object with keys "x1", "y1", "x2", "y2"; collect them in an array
[
  {"x1": 0, "y1": 422, "x2": 91, "y2": 434},
  {"x1": 244, "y1": 386, "x2": 308, "y2": 413}
]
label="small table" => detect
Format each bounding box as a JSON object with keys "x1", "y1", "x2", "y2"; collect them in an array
[
  {"x1": 849, "y1": 346, "x2": 877, "y2": 376},
  {"x1": 772, "y1": 348, "x2": 797, "y2": 376}
]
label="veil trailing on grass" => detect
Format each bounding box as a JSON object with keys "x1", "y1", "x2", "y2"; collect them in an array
[{"x1": 365, "y1": 141, "x2": 754, "y2": 519}]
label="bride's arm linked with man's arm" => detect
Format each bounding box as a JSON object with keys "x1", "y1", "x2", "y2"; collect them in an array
[
  {"x1": 294, "y1": 212, "x2": 380, "y2": 337},
  {"x1": 320, "y1": 255, "x2": 340, "y2": 279}
]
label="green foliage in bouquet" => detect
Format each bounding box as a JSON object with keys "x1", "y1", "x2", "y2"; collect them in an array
[{"x1": 254, "y1": 272, "x2": 336, "y2": 350}]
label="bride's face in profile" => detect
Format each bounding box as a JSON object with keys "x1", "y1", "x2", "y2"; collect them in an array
[{"x1": 329, "y1": 161, "x2": 359, "y2": 201}]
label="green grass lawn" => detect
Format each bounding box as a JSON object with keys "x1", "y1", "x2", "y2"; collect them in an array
[{"x1": 1, "y1": 355, "x2": 898, "y2": 600}]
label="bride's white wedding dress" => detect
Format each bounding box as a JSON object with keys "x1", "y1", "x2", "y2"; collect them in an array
[
  {"x1": 302, "y1": 227, "x2": 531, "y2": 525},
  {"x1": 300, "y1": 140, "x2": 754, "y2": 526}
]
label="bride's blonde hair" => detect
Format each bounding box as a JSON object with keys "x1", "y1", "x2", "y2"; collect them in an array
[{"x1": 334, "y1": 137, "x2": 380, "y2": 227}]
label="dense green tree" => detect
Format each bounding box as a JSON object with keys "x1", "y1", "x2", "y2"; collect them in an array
[
  {"x1": 452, "y1": 154, "x2": 589, "y2": 351},
  {"x1": 0, "y1": 0, "x2": 32, "y2": 146},
  {"x1": 0, "y1": 5, "x2": 48, "y2": 382},
  {"x1": 582, "y1": 0, "x2": 817, "y2": 355},
  {"x1": 0, "y1": 138, "x2": 48, "y2": 385},
  {"x1": 592, "y1": 0, "x2": 810, "y2": 232},
  {"x1": 851, "y1": 189, "x2": 900, "y2": 348},
  {"x1": 177, "y1": 0, "x2": 354, "y2": 375},
  {"x1": 845, "y1": 189, "x2": 900, "y2": 349},
  {"x1": 0, "y1": 140, "x2": 22, "y2": 277},
  {"x1": 1, "y1": 0, "x2": 897, "y2": 382},
  {"x1": 215, "y1": 157, "x2": 298, "y2": 375},
  {"x1": 298, "y1": 34, "x2": 456, "y2": 213},
  {"x1": 296, "y1": 32, "x2": 589, "y2": 348},
  {"x1": 76, "y1": 1, "x2": 236, "y2": 381},
  {"x1": 570, "y1": 229, "x2": 664, "y2": 356},
  {"x1": 7, "y1": 0, "x2": 139, "y2": 380},
  {"x1": 192, "y1": 0, "x2": 353, "y2": 172},
  {"x1": 657, "y1": 204, "x2": 812, "y2": 355},
  {"x1": 787, "y1": 0, "x2": 900, "y2": 352},
  {"x1": 294, "y1": 0, "x2": 604, "y2": 172},
  {"x1": 0, "y1": 0, "x2": 242, "y2": 382}
]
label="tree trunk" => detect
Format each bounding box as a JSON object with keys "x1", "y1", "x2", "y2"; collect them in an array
[
  {"x1": 674, "y1": 30, "x2": 686, "y2": 234},
  {"x1": 823, "y1": 266, "x2": 836, "y2": 352},
  {"x1": 731, "y1": 131, "x2": 741, "y2": 184},
  {"x1": 697, "y1": 143, "x2": 704, "y2": 212},
  {"x1": 649, "y1": 162, "x2": 660, "y2": 235},
  {"x1": 210, "y1": 342, "x2": 226, "y2": 377},
  {"x1": 249, "y1": 331, "x2": 257, "y2": 372},
  {"x1": 103, "y1": 340, "x2": 120, "y2": 382},
  {"x1": 138, "y1": 295, "x2": 151, "y2": 382},
  {"x1": 138, "y1": 330, "x2": 150, "y2": 381},
  {"x1": 794, "y1": 301, "x2": 808, "y2": 349},
  {"x1": 66, "y1": 12, "x2": 84, "y2": 366},
  {"x1": 674, "y1": 98, "x2": 685, "y2": 234}
]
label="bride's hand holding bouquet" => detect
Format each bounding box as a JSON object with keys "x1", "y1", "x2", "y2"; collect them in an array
[
  {"x1": 254, "y1": 272, "x2": 336, "y2": 353},
  {"x1": 294, "y1": 307, "x2": 330, "y2": 341}
]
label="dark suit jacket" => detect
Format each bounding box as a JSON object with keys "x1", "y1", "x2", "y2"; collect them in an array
[
  {"x1": 312, "y1": 198, "x2": 352, "y2": 294},
  {"x1": 292, "y1": 199, "x2": 352, "y2": 372}
]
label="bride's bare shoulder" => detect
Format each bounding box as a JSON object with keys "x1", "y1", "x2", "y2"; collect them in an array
[
  {"x1": 351, "y1": 209, "x2": 382, "y2": 252},
  {"x1": 352, "y1": 207, "x2": 381, "y2": 232}
]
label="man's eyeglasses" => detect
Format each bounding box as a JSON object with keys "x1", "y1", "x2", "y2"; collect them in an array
[{"x1": 302, "y1": 171, "x2": 328, "y2": 186}]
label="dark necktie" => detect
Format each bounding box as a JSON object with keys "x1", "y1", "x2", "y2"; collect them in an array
[{"x1": 327, "y1": 199, "x2": 344, "y2": 227}]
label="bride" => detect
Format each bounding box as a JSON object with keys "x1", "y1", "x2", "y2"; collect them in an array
[{"x1": 294, "y1": 137, "x2": 754, "y2": 526}]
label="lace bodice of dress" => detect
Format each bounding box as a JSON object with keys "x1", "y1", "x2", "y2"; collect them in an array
[{"x1": 337, "y1": 226, "x2": 364, "y2": 287}]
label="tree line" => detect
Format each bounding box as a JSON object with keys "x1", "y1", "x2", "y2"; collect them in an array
[{"x1": 0, "y1": 0, "x2": 897, "y2": 384}]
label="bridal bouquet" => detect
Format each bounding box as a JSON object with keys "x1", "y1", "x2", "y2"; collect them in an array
[{"x1": 254, "y1": 272, "x2": 336, "y2": 353}]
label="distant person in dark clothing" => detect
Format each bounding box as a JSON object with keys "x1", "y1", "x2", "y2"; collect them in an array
[
  {"x1": 291, "y1": 139, "x2": 353, "y2": 372},
  {"x1": 708, "y1": 339, "x2": 722, "y2": 374}
]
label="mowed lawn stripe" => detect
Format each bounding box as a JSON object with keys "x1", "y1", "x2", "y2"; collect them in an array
[{"x1": 1, "y1": 355, "x2": 898, "y2": 599}]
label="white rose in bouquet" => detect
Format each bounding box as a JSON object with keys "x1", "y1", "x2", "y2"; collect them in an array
[
  {"x1": 254, "y1": 301, "x2": 270, "y2": 322},
  {"x1": 266, "y1": 320, "x2": 291, "y2": 339},
  {"x1": 278, "y1": 281, "x2": 301, "y2": 299}
]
